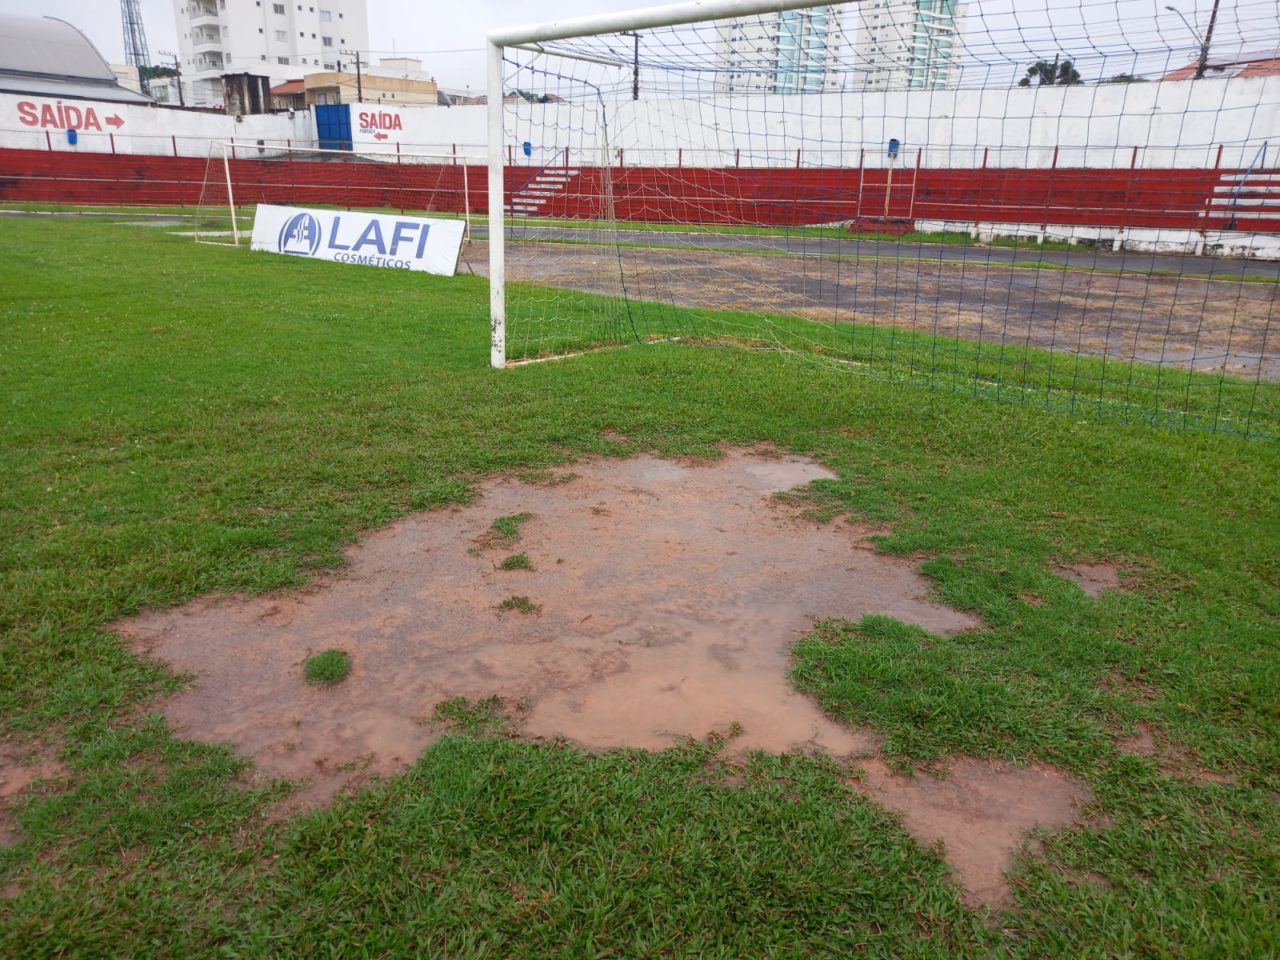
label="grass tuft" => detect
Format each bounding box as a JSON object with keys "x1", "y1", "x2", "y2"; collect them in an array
[
  {"x1": 499, "y1": 552, "x2": 533, "y2": 571},
  {"x1": 303, "y1": 649, "x2": 351, "y2": 686},
  {"x1": 498, "y1": 595, "x2": 540, "y2": 614}
]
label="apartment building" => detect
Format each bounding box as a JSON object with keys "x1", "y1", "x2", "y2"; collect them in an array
[
  {"x1": 173, "y1": 0, "x2": 370, "y2": 106},
  {"x1": 854, "y1": 0, "x2": 964, "y2": 90}
]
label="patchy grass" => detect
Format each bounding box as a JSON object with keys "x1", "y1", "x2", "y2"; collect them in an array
[
  {"x1": 302, "y1": 649, "x2": 350, "y2": 686},
  {"x1": 0, "y1": 215, "x2": 1276, "y2": 958},
  {"x1": 497, "y1": 595, "x2": 540, "y2": 614},
  {"x1": 488, "y1": 513, "x2": 533, "y2": 545},
  {"x1": 498, "y1": 552, "x2": 533, "y2": 571}
]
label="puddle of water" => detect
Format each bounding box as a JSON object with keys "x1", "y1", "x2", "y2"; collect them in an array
[{"x1": 117, "y1": 450, "x2": 977, "y2": 805}]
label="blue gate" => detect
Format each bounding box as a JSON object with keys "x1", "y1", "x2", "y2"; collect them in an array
[{"x1": 315, "y1": 103, "x2": 352, "y2": 151}]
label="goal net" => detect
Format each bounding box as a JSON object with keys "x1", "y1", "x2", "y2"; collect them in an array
[
  {"x1": 487, "y1": 0, "x2": 1280, "y2": 437},
  {"x1": 194, "y1": 143, "x2": 477, "y2": 248}
]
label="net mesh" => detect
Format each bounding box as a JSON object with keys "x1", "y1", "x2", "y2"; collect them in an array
[
  {"x1": 195, "y1": 144, "x2": 477, "y2": 248},
  {"x1": 495, "y1": 0, "x2": 1280, "y2": 437}
]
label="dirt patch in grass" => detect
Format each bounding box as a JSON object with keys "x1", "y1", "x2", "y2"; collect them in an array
[
  {"x1": 117, "y1": 450, "x2": 977, "y2": 808},
  {"x1": 851, "y1": 756, "x2": 1092, "y2": 908},
  {"x1": 1054, "y1": 562, "x2": 1125, "y2": 598},
  {"x1": 0, "y1": 737, "x2": 67, "y2": 849},
  {"x1": 1116, "y1": 722, "x2": 1236, "y2": 785}
]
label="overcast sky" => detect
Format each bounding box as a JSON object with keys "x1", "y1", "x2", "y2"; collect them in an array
[
  {"x1": 0, "y1": 0, "x2": 1249, "y2": 89},
  {"x1": 0, "y1": 0, "x2": 645, "y2": 89}
]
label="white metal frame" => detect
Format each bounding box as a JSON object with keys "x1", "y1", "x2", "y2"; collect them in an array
[
  {"x1": 485, "y1": 0, "x2": 835, "y2": 369},
  {"x1": 198, "y1": 142, "x2": 478, "y2": 248}
]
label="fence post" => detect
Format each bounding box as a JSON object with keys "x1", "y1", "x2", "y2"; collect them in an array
[
  {"x1": 677, "y1": 147, "x2": 682, "y2": 168},
  {"x1": 735, "y1": 148, "x2": 740, "y2": 167},
  {"x1": 45, "y1": 130, "x2": 52, "y2": 151},
  {"x1": 563, "y1": 146, "x2": 569, "y2": 166},
  {"x1": 109, "y1": 133, "x2": 116, "y2": 154}
]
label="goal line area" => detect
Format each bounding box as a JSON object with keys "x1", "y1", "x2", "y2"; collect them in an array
[
  {"x1": 484, "y1": 0, "x2": 1279, "y2": 437},
  {"x1": 193, "y1": 143, "x2": 477, "y2": 246}
]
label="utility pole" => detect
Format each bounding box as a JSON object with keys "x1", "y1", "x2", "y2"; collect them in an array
[
  {"x1": 1165, "y1": 1, "x2": 1222, "y2": 79},
  {"x1": 158, "y1": 50, "x2": 184, "y2": 107},
  {"x1": 621, "y1": 31, "x2": 640, "y2": 100},
  {"x1": 341, "y1": 49, "x2": 364, "y2": 101},
  {"x1": 1195, "y1": 0, "x2": 1222, "y2": 79}
]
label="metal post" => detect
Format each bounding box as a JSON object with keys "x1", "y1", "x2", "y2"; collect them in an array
[
  {"x1": 487, "y1": 41, "x2": 506, "y2": 369},
  {"x1": 1195, "y1": 0, "x2": 1221, "y2": 79},
  {"x1": 223, "y1": 143, "x2": 241, "y2": 246}
]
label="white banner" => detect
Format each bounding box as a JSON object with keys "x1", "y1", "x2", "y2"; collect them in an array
[{"x1": 250, "y1": 204, "x2": 465, "y2": 276}]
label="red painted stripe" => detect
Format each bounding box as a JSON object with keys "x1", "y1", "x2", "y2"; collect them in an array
[{"x1": 0, "y1": 148, "x2": 1276, "y2": 233}]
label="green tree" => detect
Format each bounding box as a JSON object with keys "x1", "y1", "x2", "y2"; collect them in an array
[
  {"x1": 1018, "y1": 57, "x2": 1083, "y2": 87},
  {"x1": 1103, "y1": 72, "x2": 1148, "y2": 83},
  {"x1": 139, "y1": 64, "x2": 179, "y2": 83}
]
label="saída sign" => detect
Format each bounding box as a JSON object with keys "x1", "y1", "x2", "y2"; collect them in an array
[{"x1": 250, "y1": 205, "x2": 465, "y2": 275}]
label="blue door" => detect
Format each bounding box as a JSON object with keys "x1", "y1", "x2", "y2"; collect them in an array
[{"x1": 315, "y1": 103, "x2": 352, "y2": 151}]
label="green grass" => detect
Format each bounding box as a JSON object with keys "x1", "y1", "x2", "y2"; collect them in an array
[
  {"x1": 490, "y1": 512, "x2": 533, "y2": 543},
  {"x1": 499, "y1": 552, "x2": 533, "y2": 571},
  {"x1": 0, "y1": 216, "x2": 1277, "y2": 958},
  {"x1": 498, "y1": 594, "x2": 540, "y2": 614},
  {"x1": 302, "y1": 649, "x2": 351, "y2": 686}
]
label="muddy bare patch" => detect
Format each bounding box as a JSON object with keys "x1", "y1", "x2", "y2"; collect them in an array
[
  {"x1": 1055, "y1": 562, "x2": 1125, "y2": 598},
  {"x1": 852, "y1": 757, "x2": 1092, "y2": 908},
  {"x1": 118, "y1": 450, "x2": 977, "y2": 807},
  {"x1": 1, "y1": 738, "x2": 67, "y2": 849},
  {"x1": 1116, "y1": 723, "x2": 1235, "y2": 785}
]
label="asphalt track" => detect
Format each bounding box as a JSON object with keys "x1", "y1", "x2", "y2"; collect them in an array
[
  {"x1": 472, "y1": 232, "x2": 1280, "y2": 381},
  {"x1": 477, "y1": 223, "x2": 1280, "y2": 281}
]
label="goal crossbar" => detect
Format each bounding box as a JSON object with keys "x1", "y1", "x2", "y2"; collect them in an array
[{"x1": 485, "y1": 0, "x2": 840, "y2": 368}]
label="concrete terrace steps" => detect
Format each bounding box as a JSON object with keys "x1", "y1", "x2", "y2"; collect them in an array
[{"x1": 507, "y1": 167, "x2": 579, "y2": 216}]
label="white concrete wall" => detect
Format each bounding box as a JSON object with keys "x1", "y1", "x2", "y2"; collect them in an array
[
  {"x1": 0, "y1": 93, "x2": 312, "y2": 157},
  {"x1": 0, "y1": 75, "x2": 1275, "y2": 170}
]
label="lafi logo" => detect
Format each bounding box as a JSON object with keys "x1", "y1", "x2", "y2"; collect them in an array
[{"x1": 278, "y1": 212, "x2": 322, "y2": 256}]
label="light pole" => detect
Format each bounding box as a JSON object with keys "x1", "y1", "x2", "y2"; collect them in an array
[{"x1": 1164, "y1": 0, "x2": 1221, "y2": 79}]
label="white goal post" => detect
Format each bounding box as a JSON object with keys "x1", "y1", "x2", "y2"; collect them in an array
[{"x1": 485, "y1": 0, "x2": 830, "y2": 369}]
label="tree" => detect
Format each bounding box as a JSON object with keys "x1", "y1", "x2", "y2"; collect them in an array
[
  {"x1": 1018, "y1": 57, "x2": 1083, "y2": 87},
  {"x1": 139, "y1": 64, "x2": 178, "y2": 83},
  {"x1": 1103, "y1": 73, "x2": 1148, "y2": 84}
]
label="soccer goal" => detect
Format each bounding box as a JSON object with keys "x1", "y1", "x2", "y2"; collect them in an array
[
  {"x1": 485, "y1": 0, "x2": 1279, "y2": 436},
  {"x1": 194, "y1": 143, "x2": 477, "y2": 247}
]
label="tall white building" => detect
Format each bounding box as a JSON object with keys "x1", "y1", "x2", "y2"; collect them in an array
[
  {"x1": 855, "y1": 0, "x2": 964, "y2": 90},
  {"x1": 173, "y1": 0, "x2": 370, "y2": 106},
  {"x1": 716, "y1": 7, "x2": 850, "y2": 94}
]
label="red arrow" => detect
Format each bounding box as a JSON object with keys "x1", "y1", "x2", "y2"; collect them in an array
[
  {"x1": 373, "y1": 132, "x2": 388, "y2": 141},
  {"x1": 105, "y1": 114, "x2": 125, "y2": 129}
]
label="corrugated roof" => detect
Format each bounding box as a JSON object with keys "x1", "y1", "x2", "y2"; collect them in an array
[
  {"x1": 0, "y1": 15, "x2": 115, "y2": 80},
  {"x1": 0, "y1": 14, "x2": 153, "y2": 104},
  {"x1": 271, "y1": 79, "x2": 306, "y2": 95},
  {"x1": 0, "y1": 73, "x2": 154, "y2": 105}
]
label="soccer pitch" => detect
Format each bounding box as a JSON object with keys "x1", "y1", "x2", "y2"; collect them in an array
[{"x1": 1, "y1": 215, "x2": 1278, "y2": 957}]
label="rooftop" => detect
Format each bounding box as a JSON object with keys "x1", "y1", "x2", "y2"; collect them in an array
[{"x1": 0, "y1": 14, "x2": 152, "y2": 104}]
